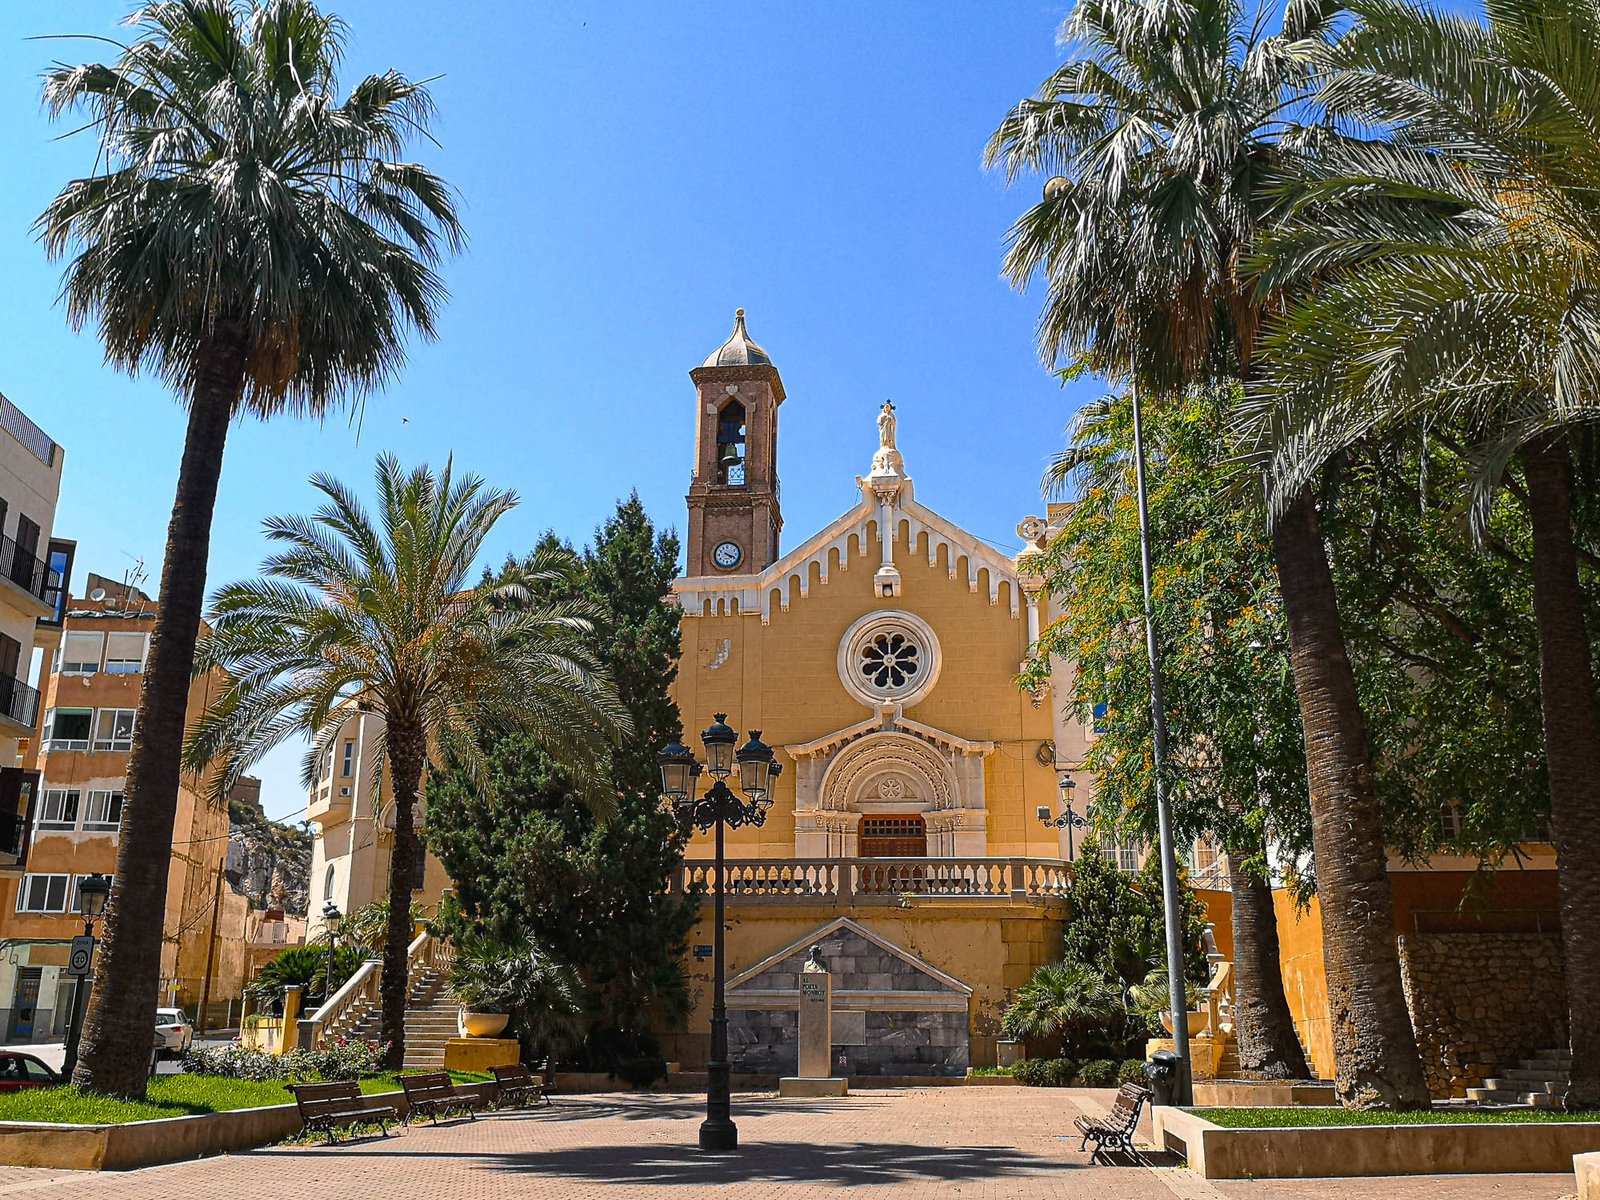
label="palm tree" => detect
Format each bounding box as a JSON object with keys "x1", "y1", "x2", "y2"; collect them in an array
[
  {"x1": 37, "y1": 0, "x2": 462, "y2": 1096},
  {"x1": 1249, "y1": 0, "x2": 1600, "y2": 1107},
  {"x1": 184, "y1": 455, "x2": 630, "y2": 1069},
  {"x1": 986, "y1": 0, "x2": 1431, "y2": 1107}
]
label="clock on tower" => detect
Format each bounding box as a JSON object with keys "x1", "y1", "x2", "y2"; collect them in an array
[{"x1": 685, "y1": 310, "x2": 785, "y2": 577}]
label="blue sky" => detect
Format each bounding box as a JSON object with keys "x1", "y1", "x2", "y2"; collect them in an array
[{"x1": 0, "y1": 3, "x2": 1120, "y2": 820}]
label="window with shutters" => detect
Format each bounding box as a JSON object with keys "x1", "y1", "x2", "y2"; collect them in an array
[
  {"x1": 858, "y1": 815, "x2": 927, "y2": 857},
  {"x1": 103, "y1": 632, "x2": 147, "y2": 674},
  {"x1": 61, "y1": 632, "x2": 102, "y2": 675}
]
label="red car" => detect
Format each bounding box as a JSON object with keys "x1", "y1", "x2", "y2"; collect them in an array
[{"x1": 0, "y1": 1052, "x2": 60, "y2": 1091}]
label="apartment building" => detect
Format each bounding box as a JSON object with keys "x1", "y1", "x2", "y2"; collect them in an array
[
  {"x1": 0, "y1": 574, "x2": 251, "y2": 1040},
  {"x1": 0, "y1": 394, "x2": 71, "y2": 873},
  {"x1": 306, "y1": 708, "x2": 446, "y2": 943}
]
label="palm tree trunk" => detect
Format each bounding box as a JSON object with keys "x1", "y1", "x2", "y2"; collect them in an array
[
  {"x1": 73, "y1": 323, "x2": 246, "y2": 1097},
  {"x1": 379, "y1": 723, "x2": 424, "y2": 1072},
  {"x1": 1519, "y1": 437, "x2": 1600, "y2": 1110},
  {"x1": 1272, "y1": 486, "x2": 1430, "y2": 1109},
  {"x1": 1229, "y1": 860, "x2": 1309, "y2": 1079}
]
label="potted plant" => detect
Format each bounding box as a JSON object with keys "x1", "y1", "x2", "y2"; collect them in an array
[
  {"x1": 447, "y1": 934, "x2": 581, "y2": 1042},
  {"x1": 447, "y1": 952, "x2": 512, "y2": 1038}
]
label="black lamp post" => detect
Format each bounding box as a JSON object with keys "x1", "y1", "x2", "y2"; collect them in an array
[
  {"x1": 320, "y1": 900, "x2": 343, "y2": 1007},
  {"x1": 62, "y1": 873, "x2": 111, "y2": 1080},
  {"x1": 659, "y1": 715, "x2": 781, "y2": 1153},
  {"x1": 1036, "y1": 774, "x2": 1089, "y2": 860}
]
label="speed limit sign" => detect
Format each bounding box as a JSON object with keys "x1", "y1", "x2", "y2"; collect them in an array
[{"x1": 66, "y1": 935, "x2": 94, "y2": 978}]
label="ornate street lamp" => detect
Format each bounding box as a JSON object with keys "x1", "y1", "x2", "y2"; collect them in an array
[
  {"x1": 659, "y1": 715, "x2": 781, "y2": 1152},
  {"x1": 321, "y1": 900, "x2": 344, "y2": 1006},
  {"x1": 1036, "y1": 774, "x2": 1089, "y2": 860},
  {"x1": 62, "y1": 873, "x2": 111, "y2": 1080}
]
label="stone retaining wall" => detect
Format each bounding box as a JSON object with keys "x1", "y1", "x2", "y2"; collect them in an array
[{"x1": 1397, "y1": 931, "x2": 1566, "y2": 1098}]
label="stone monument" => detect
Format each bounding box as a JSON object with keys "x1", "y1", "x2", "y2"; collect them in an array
[{"x1": 779, "y1": 944, "x2": 849, "y2": 1097}]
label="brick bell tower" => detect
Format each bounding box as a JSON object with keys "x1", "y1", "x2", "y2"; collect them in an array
[{"x1": 686, "y1": 309, "x2": 785, "y2": 577}]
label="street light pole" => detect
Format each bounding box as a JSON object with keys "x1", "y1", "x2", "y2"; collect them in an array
[
  {"x1": 62, "y1": 873, "x2": 111, "y2": 1081},
  {"x1": 1130, "y1": 378, "x2": 1193, "y2": 1105},
  {"x1": 659, "y1": 717, "x2": 781, "y2": 1154},
  {"x1": 320, "y1": 901, "x2": 343, "y2": 1010}
]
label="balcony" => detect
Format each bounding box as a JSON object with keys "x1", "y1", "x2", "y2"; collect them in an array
[
  {"x1": 671, "y1": 857, "x2": 1073, "y2": 906},
  {"x1": 0, "y1": 768, "x2": 38, "y2": 869},
  {"x1": 0, "y1": 532, "x2": 61, "y2": 616},
  {"x1": 0, "y1": 672, "x2": 40, "y2": 735}
]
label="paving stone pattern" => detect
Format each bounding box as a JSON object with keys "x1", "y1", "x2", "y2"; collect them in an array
[{"x1": 0, "y1": 1088, "x2": 1575, "y2": 1200}]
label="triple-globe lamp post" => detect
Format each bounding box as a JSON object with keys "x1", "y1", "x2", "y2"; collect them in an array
[{"x1": 659, "y1": 715, "x2": 781, "y2": 1153}]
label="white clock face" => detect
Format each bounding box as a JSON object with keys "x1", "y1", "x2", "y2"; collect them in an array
[{"x1": 713, "y1": 541, "x2": 743, "y2": 570}]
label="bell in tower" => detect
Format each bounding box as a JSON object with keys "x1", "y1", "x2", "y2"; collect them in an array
[{"x1": 686, "y1": 310, "x2": 786, "y2": 577}]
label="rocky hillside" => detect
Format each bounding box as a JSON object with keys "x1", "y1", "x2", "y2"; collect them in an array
[{"x1": 226, "y1": 802, "x2": 312, "y2": 915}]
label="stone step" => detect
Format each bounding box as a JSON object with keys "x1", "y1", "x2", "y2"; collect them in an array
[
  {"x1": 1501, "y1": 1068, "x2": 1568, "y2": 1086},
  {"x1": 1522, "y1": 1057, "x2": 1571, "y2": 1072}
]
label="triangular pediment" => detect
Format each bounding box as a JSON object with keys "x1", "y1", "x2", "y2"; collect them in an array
[
  {"x1": 674, "y1": 492, "x2": 1022, "y2": 623},
  {"x1": 783, "y1": 711, "x2": 994, "y2": 761},
  {"x1": 727, "y1": 917, "x2": 972, "y2": 997}
]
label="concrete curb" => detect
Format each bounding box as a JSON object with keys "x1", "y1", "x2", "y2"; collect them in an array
[{"x1": 1154, "y1": 1106, "x2": 1600, "y2": 1179}]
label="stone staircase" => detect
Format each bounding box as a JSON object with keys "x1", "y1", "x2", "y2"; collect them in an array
[
  {"x1": 1464, "y1": 1048, "x2": 1570, "y2": 1109},
  {"x1": 328, "y1": 964, "x2": 461, "y2": 1071}
]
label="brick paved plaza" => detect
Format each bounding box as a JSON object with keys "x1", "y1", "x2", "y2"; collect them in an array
[{"x1": 0, "y1": 1089, "x2": 1578, "y2": 1199}]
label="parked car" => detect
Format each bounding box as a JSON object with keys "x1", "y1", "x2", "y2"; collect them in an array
[
  {"x1": 155, "y1": 1008, "x2": 193, "y2": 1057},
  {"x1": 0, "y1": 1051, "x2": 60, "y2": 1090}
]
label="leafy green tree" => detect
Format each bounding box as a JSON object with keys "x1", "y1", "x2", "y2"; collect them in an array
[
  {"x1": 1026, "y1": 383, "x2": 1311, "y2": 1078},
  {"x1": 1004, "y1": 844, "x2": 1207, "y2": 1058},
  {"x1": 1251, "y1": 0, "x2": 1600, "y2": 1105},
  {"x1": 39, "y1": 0, "x2": 463, "y2": 1096},
  {"x1": 185, "y1": 456, "x2": 628, "y2": 1069},
  {"x1": 427, "y1": 496, "x2": 698, "y2": 1066},
  {"x1": 987, "y1": 0, "x2": 1433, "y2": 1106}
]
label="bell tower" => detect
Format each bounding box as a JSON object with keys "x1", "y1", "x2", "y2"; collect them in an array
[{"x1": 686, "y1": 309, "x2": 785, "y2": 577}]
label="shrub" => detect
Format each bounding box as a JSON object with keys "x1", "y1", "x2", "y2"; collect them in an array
[
  {"x1": 613, "y1": 1054, "x2": 667, "y2": 1089},
  {"x1": 1013, "y1": 1057, "x2": 1077, "y2": 1087},
  {"x1": 1118, "y1": 1058, "x2": 1148, "y2": 1086},
  {"x1": 1011, "y1": 1058, "x2": 1048, "y2": 1087},
  {"x1": 289, "y1": 1037, "x2": 387, "y2": 1081},
  {"x1": 1077, "y1": 1059, "x2": 1117, "y2": 1088},
  {"x1": 182, "y1": 1042, "x2": 292, "y2": 1081},
  {"x1": 1042, "y1": 1057, "x2": 1077, "y2": 1087}
]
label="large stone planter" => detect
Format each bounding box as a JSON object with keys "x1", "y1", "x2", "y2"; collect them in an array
[
  {"x1": 1161, "y1": 1010, "x2": 1208, "y2": 1038},
  {"x1": 458, "y1": 1010, "x2": 509, "y2": 1038}
]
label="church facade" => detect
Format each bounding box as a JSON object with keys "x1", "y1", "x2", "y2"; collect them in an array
[{"x1": 662, "y1": 312, "x2": 1094, "y2": 1075}]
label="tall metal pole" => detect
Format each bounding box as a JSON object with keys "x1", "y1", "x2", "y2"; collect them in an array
[
  {"x1": 61, "y1": 919, "x2": 93, "y2": 1079},
  {"x1": 700, "y1": 785, "x2": 736, "y2": 1151},
  {"x1": 1130, "y1": 378, "x2": 1193, "y2": 1105}
]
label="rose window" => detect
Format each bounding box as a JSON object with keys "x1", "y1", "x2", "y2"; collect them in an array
[
  {"x1": 860, "y1": 632, "x2": 920, "y2": 691},
  {"x1": 837, "y1": 610, "x2": 941, "y2": 708}
]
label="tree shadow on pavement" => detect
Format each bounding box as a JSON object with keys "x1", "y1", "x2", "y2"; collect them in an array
[
  {"x1": 524, "y1": 1095, "x2": 881, "y2": 1122},
  {"x1": 263, "y1": 1140, "x2": 1080, "y2": 1186}
]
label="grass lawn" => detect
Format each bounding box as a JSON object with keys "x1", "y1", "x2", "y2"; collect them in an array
[
  {"x1": 0, "y1": 1071, "x2": 490, "y2": 1126},
  {"x1": 1200, "y1": 1106, "x2": 1600, "y2": 1127}
]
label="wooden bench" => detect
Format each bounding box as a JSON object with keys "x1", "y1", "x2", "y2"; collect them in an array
[
  {"x1": 288, "y1": 1081, "x2": 398, "y2": 1144},
  {"x1": 490, "y1": 1061, "x2": 551, "y2": 1108},
  {"x1": 400, "y1": 1071, "x2": 486, "y2": 1124},
  {"x1": 1073, "y1": 1081, "x2": 1151, "y2": 1162}
]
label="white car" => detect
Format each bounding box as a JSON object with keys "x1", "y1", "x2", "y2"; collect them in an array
[{"x1": 154, "y1": 1008, "x2": 193, "y2": 1057}]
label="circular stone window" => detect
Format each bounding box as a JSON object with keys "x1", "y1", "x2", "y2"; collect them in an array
[{"x1": 837, "y1": 610, "x2": 942, "y2": 708}]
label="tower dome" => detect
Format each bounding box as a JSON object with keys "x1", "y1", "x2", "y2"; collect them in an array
[{"x1": 702, "y1": 308, "x2": 773, "y2": 368}]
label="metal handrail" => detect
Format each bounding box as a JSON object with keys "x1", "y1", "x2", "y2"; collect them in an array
[
  {"x1": 0, "y1": 672, "x2": 40, "y2": 729},
  {"x1": 0, "y1": 531, "x2": 58, "y2": 607}
]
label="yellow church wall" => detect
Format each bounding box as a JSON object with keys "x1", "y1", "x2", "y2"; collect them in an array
[
  {"x1": 673, "y1": 518, "x2": 1061, "y2": 862},
  {"x1": 658, "y1": 899, "x2": 1068, "y2": 1072},
  {"x1": 1273, "y1": 889, "x2": 1336, "y2": 1081}
]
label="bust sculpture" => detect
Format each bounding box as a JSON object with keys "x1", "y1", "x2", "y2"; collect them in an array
[{"x1": 804, "y1": 943, "x2": 827, "y2": 972}]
